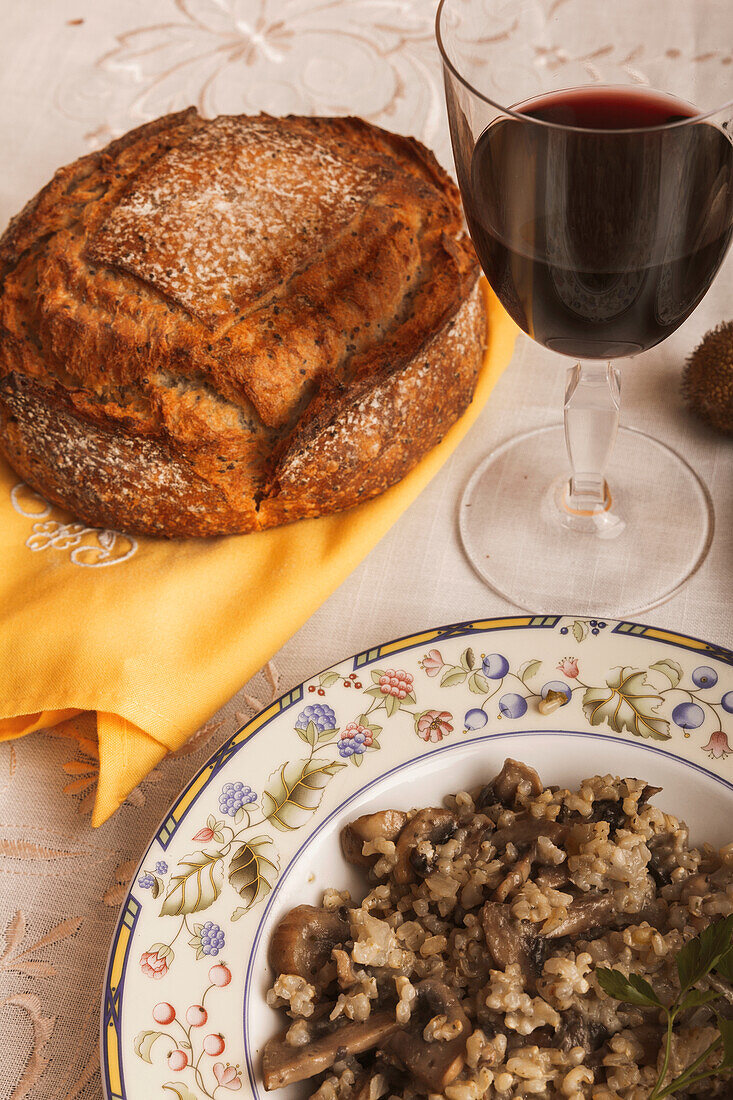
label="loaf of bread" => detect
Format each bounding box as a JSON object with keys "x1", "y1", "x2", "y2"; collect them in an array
[{"x1": 0, "y1": 110, "x2": 485, "y2": 537}]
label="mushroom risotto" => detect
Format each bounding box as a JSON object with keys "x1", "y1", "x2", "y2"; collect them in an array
[{"x1": 262, "y1": 759, "x2": 733, "y2": 1099}]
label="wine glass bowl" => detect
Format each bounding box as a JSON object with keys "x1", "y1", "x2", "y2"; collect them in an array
[{"x1": 437, "y1": 0, "x2": 733, "y2": 615}]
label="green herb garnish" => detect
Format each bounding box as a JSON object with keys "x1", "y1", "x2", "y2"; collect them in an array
[{"x1": 597, "y1": 913, "x2": 733, "y2": 1098}]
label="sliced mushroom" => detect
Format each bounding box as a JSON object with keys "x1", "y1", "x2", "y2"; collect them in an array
[
  {"x1": 481, "y1": 902, "x2": 546, "y2": 990},
  {"x1": 647, "y1": 832, "x2": 678, "y2": 888},
  {"x1": 384, "y1": 979, "x2": 469, "y2": 1092},
  {"x1": 477, "y1": 759, "x2": 543, "y2": 810},
  {"x1": 393, "y1": 808, "x2": 458, "y2": 884},
  {"x1": 556, "y1": 1006, "x2": 611, "y2": 1054},
  {"x1": 491, "y1": 815, "x2": 567, "y2": 851},
  {"x1": 262, "y1": 1011, "x2": 400, "y2": 1090},
  {"x1": 544, "y1": 894, "x2": 618, "y2": 938},
  {"x1": 638, "y1": 784, "x2": 662, "y2": 809},
  {"x1": 341, "y1": 810, "x2": 409, "y2": 867},
  {"x1": 588, "y1": 799, "x2": 627, "y2": 831},
  {"x1": 535, "y1": 866, "x2": 569, "y2": 890},
  {"x1": 268, "y1": 905, "x2": 348, "y2": 987}
]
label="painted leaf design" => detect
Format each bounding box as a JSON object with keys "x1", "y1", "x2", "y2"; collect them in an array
[
  {"x1": 518, "y1": 659, "x2": 542, "y2": 682},
  {"x1": 371, "y1": 669, "x2": 384, "y2": 685},
  {"x1": 468, "y1": 670, "x2": 489, "y2": 694},
  {"x1": 582, "y1": 668, "x2": 670, "y2": 740},
  {"x1": 649, "y1": 659, "x2": 683, "y2": 688},
  {"x1": 149, "y1": 874, "x2": 164, "y2": 899},
  {"x1": 383, "y1": 693, "x2": 400, "y2": 718},
  {"x1": 134, "y1": 1029, "x2": 171, "y2": 1063},
  {"x1": 228, "y1": 835, "x2": 278, "y2": 910},
  {"x1": 304, "y1": 721, "x2": 318, "y2": 747},
  {"x1": 460, "y1": 647, "x2": 475, "y2": 671},
  {"x1": 319, "y1": 671, "x2": 341, "y2": 689},
  {"x1": 572, "y1": 620, "x2": 589, "y2": 643},
  {"x1": 163, "y1": 1085, "x2": 200, "y2": 1100},
  {"x1": 440, "y1": 666, "x2": 467, "y2": 688},
  {"x1": 159, "y1": 850, "x2": 224, "y2": 916},
  {"x1": 262, "y1": 758, "x2": 346, "y2": 831}
]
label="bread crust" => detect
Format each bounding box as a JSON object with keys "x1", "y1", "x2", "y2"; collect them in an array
[{"x1": 0, "y1": 110, "x2": 485, "y2": 537}]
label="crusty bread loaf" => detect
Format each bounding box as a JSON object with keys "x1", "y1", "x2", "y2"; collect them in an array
[{"x1": 0, "y1": 109, "x2": 485, "y2": 537}]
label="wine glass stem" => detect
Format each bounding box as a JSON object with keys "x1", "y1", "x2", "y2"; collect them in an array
[{"x1": 563, "y1": 362, "x2": 620, "y2": 515}]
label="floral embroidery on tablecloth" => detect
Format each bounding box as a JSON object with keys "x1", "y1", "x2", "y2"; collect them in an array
[
  {"x1": 11, "y1": 483, "x2": 138, "y2": 568},
  {"x1": 53, "y1": 0, "x2": 446, "y2": 157},
  {"x1": 0, "y1": 911, "x2": 84, "y2": 1098}
]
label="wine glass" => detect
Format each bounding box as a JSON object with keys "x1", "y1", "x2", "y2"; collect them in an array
[{"x1": 436, "y1": 0, "x2": 733, "y2": 616}]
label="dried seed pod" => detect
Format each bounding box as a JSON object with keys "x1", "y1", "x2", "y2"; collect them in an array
[{"x1": 683, "y1": 321, "x2": 733, "y2": 434}]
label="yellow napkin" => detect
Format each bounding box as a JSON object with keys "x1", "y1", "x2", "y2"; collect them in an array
[{"x1": 0, "y1": 283, "x2": 516, "y2": 826}]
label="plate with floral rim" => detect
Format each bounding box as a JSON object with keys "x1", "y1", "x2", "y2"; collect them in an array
[{"x1": 101, "y1": 613, "x2": 733, "y2": 1100}]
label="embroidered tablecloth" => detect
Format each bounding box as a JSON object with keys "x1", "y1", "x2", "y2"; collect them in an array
[{"x1": 0, "y1": 1, "x2": 731, "y2": 1096}]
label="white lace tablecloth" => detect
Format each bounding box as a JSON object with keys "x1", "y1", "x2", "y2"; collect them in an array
[{"x1": 1, "y1": 2, "x2": 732, "y2": 1096}]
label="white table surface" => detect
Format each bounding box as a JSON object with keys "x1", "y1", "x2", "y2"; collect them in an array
[{"x1": 0, "y1": 1, "x2": 731, "y2": 1096}]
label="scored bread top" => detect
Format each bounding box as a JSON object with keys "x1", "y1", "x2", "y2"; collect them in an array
[
  {"x1": 89, "y1": 116, "x2": 380, "y2": 331},
  {"x1": 0, "y1": 109, "x2": 485, "y2": 537}
]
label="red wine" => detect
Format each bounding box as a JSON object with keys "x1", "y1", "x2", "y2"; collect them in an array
[{"x1": 464, "y1": 87, "x2": 733, "y2": 357}]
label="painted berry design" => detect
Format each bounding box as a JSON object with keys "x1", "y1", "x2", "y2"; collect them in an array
[
  {"x1": 482, "y1": 653, "x2": 510, "y2": 679},
  {"x1": 672, "y1": 702, "x2": 705, "y2": 730},
  {"x1": 542, "y1": 681, "x2": 572, "y2": 703},
  {"x1": 154, "y1": 861, "x2": 168, "y2": 875},
  {"x1": 464, "y1": 708, "x2": 488, "y2": 731},
  {"x1": 378, "y1": 669, "x2": 414, "y2": 698},
  {"x1": 691, "y1": 666, "x2": 718, "y2": 688},
  {"x1": 218, "y1": 782, "x2": 257, "y2": 817},
  {"x1": 204, "y1": 1033, "x2": 226, "y2": 1056},
  {"x1": 498, "y1": 693, "x2": 528, "y2": 719},
  {"x1": 209, "y1": 963, "x2": 232, "y2": 986},
  {"x1": 135, "y1": 972, "x2": 242, "y2": 1097},
  {"x1": 295, "y1": 704, "x2": 337, "y2": 732},
  {"x1": 339, "y1": 721, "x2": 373, "y2": 757},
  {"x1": 138, "y1": 873, "x2": 156, "y2": 890},
  {"x1": 190, "y1": 919, "x2": 228, "y2": 961},
  {"x1": 152, "y1": 1002, "x2": 175, "y2": 1025},
  {"x1": 186, "y1": 1004, "x2": 208, "y2": 1027}
]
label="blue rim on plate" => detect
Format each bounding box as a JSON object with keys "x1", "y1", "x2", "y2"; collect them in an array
[{"x1": 101, "y1": 614, "x2": 733, "y2": 1100}]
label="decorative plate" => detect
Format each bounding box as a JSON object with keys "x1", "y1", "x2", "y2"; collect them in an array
[{"x1": 101, "y1": 614, "x2": 733, "y2": 1100}]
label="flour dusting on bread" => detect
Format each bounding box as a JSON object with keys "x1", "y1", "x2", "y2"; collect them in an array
[{"x1": 89, "y1": 117, "x2": 379, "y2": 330}]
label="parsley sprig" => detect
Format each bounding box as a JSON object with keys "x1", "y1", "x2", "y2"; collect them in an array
[{"x1": 597, "y1": 913, "x2": 733, "y2": 1098}]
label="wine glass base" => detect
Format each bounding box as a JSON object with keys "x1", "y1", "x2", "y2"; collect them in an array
[{"x1": 459, "y1": 425, "x2": 713, "y2": 617}]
